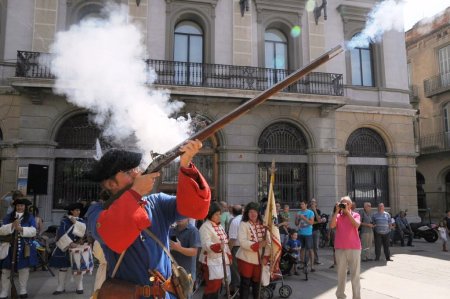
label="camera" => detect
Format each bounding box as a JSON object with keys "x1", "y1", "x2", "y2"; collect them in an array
[
  {"x1": 339, "y1": 203, "x2": 346, "y2": 209},
  {"x1": 170, "y1": 235, "x2": 177, "y2": 242}
]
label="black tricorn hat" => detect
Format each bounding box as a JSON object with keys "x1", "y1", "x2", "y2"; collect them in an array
[
  {"x1": 13, "y1": 197, "x2": 32, "y2": 206},
  {"x1": 87, "y1": 149, "x2": 142, "y2": 182},
  {"x1": 66, "y1": 202, "x2": 84, "y2": 212}
]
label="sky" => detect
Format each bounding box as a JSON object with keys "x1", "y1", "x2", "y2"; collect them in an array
[{"x1": 403, "y1": 0, "x2": 449, "y2": 31}]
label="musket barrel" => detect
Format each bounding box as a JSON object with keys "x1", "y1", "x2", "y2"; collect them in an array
[{"x1": 145, "y1": 45, "x2": 343, "y2": 173}]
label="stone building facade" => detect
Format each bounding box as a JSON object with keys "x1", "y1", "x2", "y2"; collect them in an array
[
  {"x1": 406, "y1": 7, "x2": 450, "y2": 219},
  {"x1": 0, "y1": 0, "x2": 416, "y2": 226}
]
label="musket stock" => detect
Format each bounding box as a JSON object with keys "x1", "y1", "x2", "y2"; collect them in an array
[{"x1": 145, "y1": 45, "x2": 343, "y2": 174}]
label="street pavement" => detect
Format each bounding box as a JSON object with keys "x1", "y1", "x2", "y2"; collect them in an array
[{"x1": 20, "y1": 238, "x2": 450, "y2": 298}]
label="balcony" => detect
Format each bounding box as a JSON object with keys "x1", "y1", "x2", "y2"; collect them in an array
[
  {"x1": 15, "y1": 50, "x2": 344, "y2": 97},
  {"x1": 419, "y1": 132, "x2": 450, "y2": 155},
  {"x1": 424, "y1": 72, "x2": 450, "y2": 98}
]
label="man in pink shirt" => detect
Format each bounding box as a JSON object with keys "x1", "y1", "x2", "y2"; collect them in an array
[{"x1": 329, "y1": 196, "x2": 361, "y2": 299}]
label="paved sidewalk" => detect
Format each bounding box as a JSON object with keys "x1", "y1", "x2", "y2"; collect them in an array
[{"x1": 13, "y1": 238, "x2": 450, "y2": 298}]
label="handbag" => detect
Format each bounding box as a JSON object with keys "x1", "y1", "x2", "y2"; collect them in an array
[{"x1": 55, "y1": 225, "x2": 74, "y2": 252}]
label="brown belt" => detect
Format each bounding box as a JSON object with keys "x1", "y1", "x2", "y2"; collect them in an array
[
  {"x1": 135, "y1": 284, "x2": 165, "y2": 298},
  {"x1": 136, "y1": 278, "x2": 176, "y2": 298}
]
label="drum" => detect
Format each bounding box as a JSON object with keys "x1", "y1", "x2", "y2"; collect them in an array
[{"x1": 69, "y1": 244, "x2": 94, "y2": 275}]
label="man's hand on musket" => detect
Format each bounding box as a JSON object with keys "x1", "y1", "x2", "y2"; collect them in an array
[
  {"x1": 179, "y1": 139, "x2": 203, "y2": 168},
  {"x1": 131, "y1": 172, "x2": 160, "y2": 196}
]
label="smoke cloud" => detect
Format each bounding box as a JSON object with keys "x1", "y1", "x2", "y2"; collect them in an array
[
  {"x1": 346, "y1": 0, "x2": 405, "y2": 49},
  {"x1": 49, "y1": 4, "x2": 190, "y2": 162}
]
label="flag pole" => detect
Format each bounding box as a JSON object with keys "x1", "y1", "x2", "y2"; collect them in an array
[{"x1": 258, "y1": 160, "x2": 277, "y2": 298}]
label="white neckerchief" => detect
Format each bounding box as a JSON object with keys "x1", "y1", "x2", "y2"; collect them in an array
[{"x1": 15, "y1": 212, "x2": 24, "y2": 219}]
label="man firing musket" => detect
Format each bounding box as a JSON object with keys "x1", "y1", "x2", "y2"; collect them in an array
[{"x1": 85, "y1": 45, "x2": 343, "y2": 299}]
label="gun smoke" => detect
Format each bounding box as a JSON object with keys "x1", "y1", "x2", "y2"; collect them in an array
[
  {"x1": 346, "y1": 0, "x2": 405, "y2": 49},
  {"x1": 49, "y1": 4, "x2": 190, "y2": 163}
]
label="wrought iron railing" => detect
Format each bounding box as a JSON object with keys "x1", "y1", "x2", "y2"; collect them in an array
[
  {"x1": 419, "y1": 132, "x2": 450, "y2": 154},
  {"x1": 15, "y1": 50, "x2": 344, "y2": 96},
  {"x1": 424, "y1": 72, "x2": 450, "y2": 97}
]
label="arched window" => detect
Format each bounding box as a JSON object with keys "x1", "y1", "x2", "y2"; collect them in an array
[
  {"x1": 346, "y1": 128, "x2": 386, "y2": 157},
  {"x1": 258, "y1": 122, "x2": 308, "y2": 207},
  {"x1": 173, "y1": 21, "x2": 203, "y2": 85},
  {"x1": 66, "y1": 1, "x2": 103, "y2": 26},
  {"x1": 258, "y1": 122, "x2": 307, "y2": 154},
  {"x1": 265, "y1": 29, "x2": 288, "y2": 85},
  {"x1": 53, "y1": 113, "x2": 102, "y2": 209},
  {"x1": 346, "y1": 128, "x2": 388, "y2": 207},
  {"x1": 159, "y1": 114, "x2": 219, "y2": 199},
  {"x1": 350, "y1": 34, "x2": 374, "y2": 87}
]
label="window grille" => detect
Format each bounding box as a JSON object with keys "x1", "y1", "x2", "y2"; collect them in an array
[
  {"x1": 346, "y1": 128, "x2": 386, "y2": 157},
  {"x1": 55, "y1": 114, "x2": 102, "y2": 150},
  {"x1": 258, "y1": 122, "x2": 307, "y2": 154}
]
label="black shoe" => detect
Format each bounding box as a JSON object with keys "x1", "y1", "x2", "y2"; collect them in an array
[
  {"x1": 19, "y1": 294, "x2": 28, "y2": 299},
  {"x1": 407, "y1": 244, "x2": 414, "y2": 247},
  {"x1": 53, "y1": 290, "x2": 65, "y2": 295},
  {"x1": 375, "y1": 258, "x2": 380, "y2": 261},
  {"x1": 310, "y1": 268, "x2": 316, "y2": 272},
  {"x1": 76, "y1": 290, "x2": 84, "y2": 295},
  {"x1": 329, "y1": 264, "x2": 335, "y2": 269},
  {"x1": 386, "y1": 258, "x2": 393, "y2": 261}
]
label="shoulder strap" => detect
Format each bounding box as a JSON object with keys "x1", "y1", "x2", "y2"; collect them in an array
[
  {"x1": 110, "y1": 228, "x2": 180, "y2": 279},
  {"x1": 143, "y1": 228, "x2": 180, "y2": 270}
]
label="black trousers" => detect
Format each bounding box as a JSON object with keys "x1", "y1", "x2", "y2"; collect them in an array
[{"x1": 374, "y1": 232, "x2": 391, "y2": 260}]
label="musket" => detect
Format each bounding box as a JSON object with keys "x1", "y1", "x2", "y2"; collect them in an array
[
  {"x1": 10, "y1": 221, "x2": 19, "y2": 299},
  {"x1": 221, "y1": 246, "x2": 230, "y2": 299},
  {"x1": 144, "y1": 45, "x2": 343, "y2": 174}
]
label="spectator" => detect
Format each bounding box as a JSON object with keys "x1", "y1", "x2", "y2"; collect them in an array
[
  {"x1": 329, "y1": 196, "x2": 361, "y2": 299},
  {"x1": 372, "y1": 203, "x2": 393, "y2": 262},
  {"x1": 236, "y1": 202, "x2": 270, "y2": 299},
  {"x1": 0, "y1": 197, "x2": 37, "y2": 299},
  {"x1": 277, "y1": 204, "x2": 290, "y2": 246},
  {"x1": 28, "y1": 206, "x2": 44, "y2": 236},
  {"x1": 444, "y1": 210, "x2": 450, "y2": 232},
  {"x1": 295, "y1": 201, "x2": 315, "y2": 272},
  {"x1": 395, "y1": 211, "x2": 413, "y2": 247},
  {"x1": 228, "y1": 205, "x2": 243, "y2": 294},
  {"x1": 437, "y1": 221, "x2": 448, "y2": 252},
  {"x1": 199, "y1": 202, "x2": 231, "y2": 299},
  {"x1": 359, "y1": 202, "x2": 374, "y2": 261},
  {"x1": 309, "y1": 198, "x2": 324, "y2": 265},
  {"x1": 285, "y1": 231, "x2": 301, "y2": 275},
  {"x1": 220, "y1": 201, "x2": 231, "y2": 232},
  {"x1": 169, "y1": 218, "x2": 201, "y2": 298}
]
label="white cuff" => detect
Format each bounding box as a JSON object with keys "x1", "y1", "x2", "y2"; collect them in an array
[
  {"x1": 0, "y1": 224, "x2": 13, "y2": 235},
  {"x1": 21, "y1": 226, "x2": 37, "y2": 238}
]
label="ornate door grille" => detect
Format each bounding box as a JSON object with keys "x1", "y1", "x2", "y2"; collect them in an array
[
  {"x1": 258, "y1": 163, "x2": 307, "y2": 208},
  {"x1": 346, "y1": 165, "x2": 388, "y2": 208},
  {"x1": 346, "y1": 128, "x2": 388, "y2": 207},
  {"x1": 53, "y1": 158, "x2": 101, "y2": 209}
]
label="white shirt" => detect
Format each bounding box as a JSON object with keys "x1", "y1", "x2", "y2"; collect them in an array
[{"x1": 228, "y1": 214, "x2": 242, "y2": 246}]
